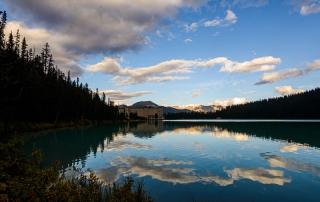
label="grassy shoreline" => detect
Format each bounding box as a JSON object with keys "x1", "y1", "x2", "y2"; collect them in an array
[
  {"x1": 1, "y1": 119, "x2": 120, "y2": 134},
  {"x1": 1, "y1": 118, "x2": 152, "y2": 134}
]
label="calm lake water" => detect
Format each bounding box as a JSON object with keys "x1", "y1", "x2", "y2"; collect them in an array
[{"x1": 24, "y1": 120, "x2": 320, "y2": 201}]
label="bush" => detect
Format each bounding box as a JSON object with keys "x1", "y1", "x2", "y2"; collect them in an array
[{"x1": 0, "y1": 138, "x2": 153, "y2": 202}]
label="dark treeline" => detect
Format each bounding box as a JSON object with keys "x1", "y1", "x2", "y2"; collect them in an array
[
  {"x1": 0, "y1": 11, "x2": 119, "y2": 135},
  {"x1": 163, "y1": 121, "x2": 320, "y2": 148},
  {"x1": 166, "y1": 88, "x2": 320, "y2": 119}
]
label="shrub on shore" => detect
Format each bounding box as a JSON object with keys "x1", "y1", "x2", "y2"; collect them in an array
[{"x1": 0, "y1": 137, "x2": 153, "y2": 202}]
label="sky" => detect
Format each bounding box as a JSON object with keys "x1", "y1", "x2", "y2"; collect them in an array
[{"x1": 2, "y1": 0, "x2": 320, "y2": 107}]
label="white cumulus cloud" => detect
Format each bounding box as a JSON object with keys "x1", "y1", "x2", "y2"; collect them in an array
[
  {"x1": 225, "y1": 10, "x2": 238, "y2": 23},
  {"x1": 219, "y1": 56, "x2": 281, "y2": 73},
  {"x1": 209, "y1": 97, "x2": 246, "y2": 106},
  {"x1": 255, "y1": 68, "x2": 304, "y2": 85},
  {"x1": 184, "y1": 22, "x2": 199, "y2": 32},
  {"x1": 87, "y1": 56, "x2": 281, "y2": 85},
  {"x1": 287, "y1": 0, "x2": 320, "y2": 15},
  {"x1": 204, "y1": 10, "x2": 238, "y2": 27},
  {"x1": 190, "y1": 90, "x2": 203, "y2": 97},
  {"x1": 274, "y1": 86, "x2": 305, "y2": 96},
  {"x1": 196, "y1": 56, "x2": 281, "y2": 73},
  {"x1": 3, "y1": 0, "x2": 209, "y2": 77},
  {"x1": 255, "y1": 59, "x2": 320, "y2": 85},
  {"x1": 305, "y1": 59, "x2": 320, "y2": 72},
  {"x1": 87, "y1": 58, "x2": 121, "y2": 75},
  {"x1": 220, "y1": 0, "x2": 269, "y2": 8},
  {"x1": 300, "y1": 3, "x2": 320, "y2": 15},
  {"x1": 99, "y1": 90, "x2": 155, "y2": 101},
  {"x1": 87, "y1": 58, "x2": 195, "y2": 85}
]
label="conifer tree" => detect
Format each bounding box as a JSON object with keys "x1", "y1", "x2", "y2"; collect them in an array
[
  {"x1": 0, "y1": 10, "x2": 7, "y2": 50},
  {"x1": 67, "y1": 71, "x2": 71, "y2": 83},
  {"x1": 48, "y1": 54, "x2": 54, "y2": 73},
  {"x1": 6, "y1": 31, "x2": 14, "y2": 52},
  {"x1": 0, "y1": 10, "x2": 122, "y2": 128},
  {"x1": 28, "y1": 48, "x2": 33, "y2": 61},
  {"x1": 14, "y1": 29, "x2": 20, "y2": 55},
  {"x1": 102, "y1": 92, "x2": 106, "y2": 104},
  {"x1": 21, "y1": 37, "x2": 28, "y2": 60},
  {"x1": 41, "y1": 42, "x2": 50, "y2": 72}
]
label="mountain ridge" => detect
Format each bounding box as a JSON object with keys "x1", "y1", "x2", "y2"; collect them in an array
[{"x1": 127, "y1": 101, "x2": 222, "y2": 114}]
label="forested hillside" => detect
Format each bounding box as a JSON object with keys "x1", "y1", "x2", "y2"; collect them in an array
[
  {"x1": 166, "y1": 88, "x2": 320, "y2": 119},
  {"x1": 0, "y1": 11, "x2": 118, "y2": 134}
]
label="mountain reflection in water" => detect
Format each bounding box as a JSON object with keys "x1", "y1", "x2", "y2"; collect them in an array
[{"x1": 24, "y1": 120, "x2": 320, "y2": 201}]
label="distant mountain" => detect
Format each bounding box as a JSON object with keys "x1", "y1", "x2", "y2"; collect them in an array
[
  {"x1": 163, "y1": 107, "x2": 192, "y2": 114},
  {"x1": 193, "y1": 105, "x2": 215, "y2": 112},
  {"x1": 129, "y1": 101, "x2": 222, "y2": 114},
  {"x1": 171, "y1": 105, "x2": 224, "y2": 112},
  {"x1": 131, "y1": 101, "x2": 159, "y2": 108}
]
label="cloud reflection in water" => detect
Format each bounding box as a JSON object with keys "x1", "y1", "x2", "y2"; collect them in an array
[
  {"x1": 103, "y1": 140, "x2": 155, "y2": 151},
  {"x1": 211, "y1": 129, "x2": 249, "y2": 141},
  {"x1": 91, "y1": 124, "x2": 320, "y2": 187},
  {"x1": 280, "y1": 143, "x2": 299, "y2": 153},
  {"x1": 261, "y1": 153, "x2": 320, "y2": 176},
  {"x1": 95, "y1": 156, "x2": 198, "y2": 185},
  {"x1": 163, "y1": 126, "x2": 249, "y2": 141},
  {"x1": 94, "y1": 156, "x2": 292, "y2": 186},
  {"x1": 200, "y1": 167, "x2": 291, "y2": 186},
  {"x1": 279, "y1": 142, "x2": 314, "y2": 153}
]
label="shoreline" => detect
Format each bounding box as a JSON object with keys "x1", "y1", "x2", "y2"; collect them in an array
[{"x1": 1, "y1": 119, "x2": 120, "y2": 134}]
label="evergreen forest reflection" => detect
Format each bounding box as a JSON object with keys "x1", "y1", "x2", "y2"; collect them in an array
[{"x1": 24, "y1": 121, "x2": 320, "y2": 201}]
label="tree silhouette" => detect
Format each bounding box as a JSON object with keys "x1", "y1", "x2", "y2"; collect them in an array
[
  {"x1": 0, "y1": 10, "x2": 120, "y2": 136},
  {"x1": 165, "y1": 88, "x2": 320, "y2": 120}
]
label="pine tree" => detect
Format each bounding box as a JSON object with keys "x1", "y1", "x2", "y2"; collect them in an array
[
  {"x1": 0, "y1": 10, "x2": 7, "y2": 50},
  {"x1": 21, "y1": 37, "x2": 28, "y2": 60},
  {"x1": 41, "y1": 42, "x2": 50, "y2": 72},
  {"x1": 28, "y1": 48, "x2": 33, "y2": 61},
  {"x1": 14, "y1": 29, "x2": 20, "y2": 55},
  {"x1": 67, "y1": 71, "x2": 71, "y2": 83},
  {"x1": 102, "y1": 92, "x2": 106, "y2": 104},
  {"x1": 48, "y1": 54, "x2": 54, "y2": 73},
  {"x1": 1, "y1": 10, "x2": 123, "y2": 127},
  {"x1": 6, "y1": 31, "x2": 14, "y2": 52}
]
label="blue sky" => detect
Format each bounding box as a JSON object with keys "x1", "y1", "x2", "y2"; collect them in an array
[{"x1": 2, "y1": 0, "x2": 320, "y2": 107}]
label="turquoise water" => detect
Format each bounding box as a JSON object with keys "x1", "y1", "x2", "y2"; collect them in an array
[{"x1": 24, "y1": 121, "x2": 320, "y2": 201}]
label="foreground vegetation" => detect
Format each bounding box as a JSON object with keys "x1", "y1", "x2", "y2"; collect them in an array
[{"x1": 0, "y1": 137, "x2": 154, "y2": 202}]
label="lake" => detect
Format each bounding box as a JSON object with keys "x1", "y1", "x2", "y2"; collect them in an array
[{"x1": 24, "y1": 120, "x2": 320, "y2": 201}]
